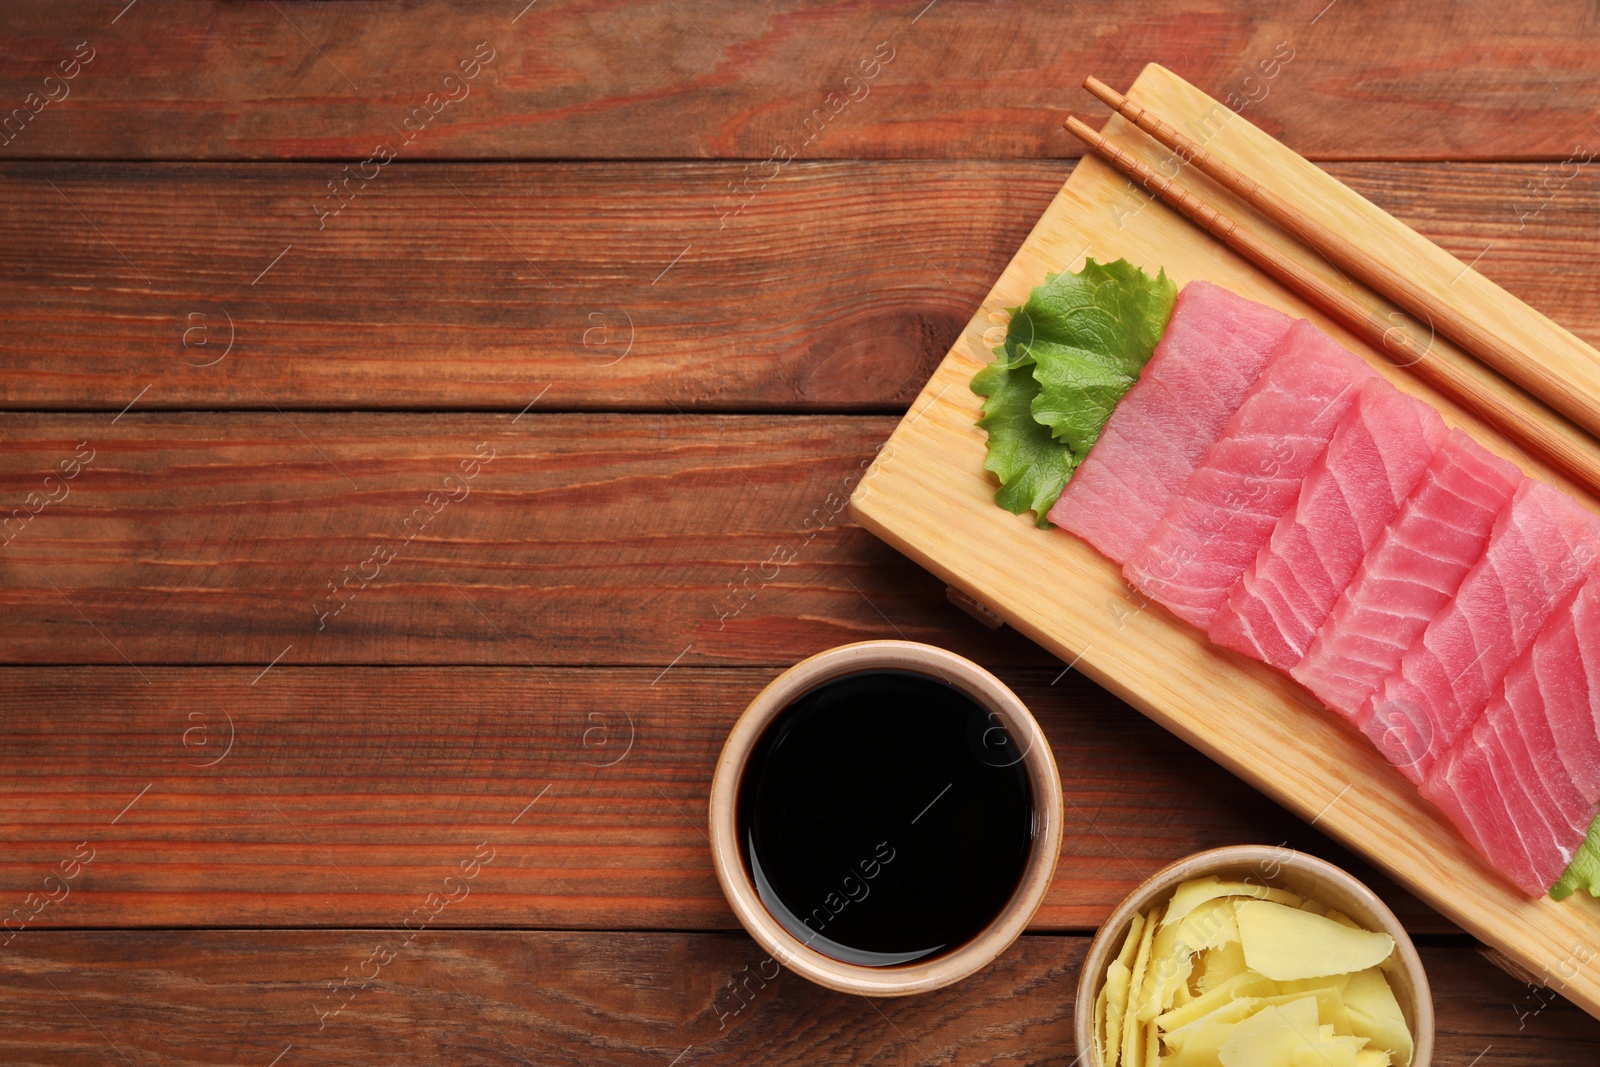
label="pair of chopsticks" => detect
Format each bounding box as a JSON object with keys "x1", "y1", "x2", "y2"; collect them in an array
[{"x1": 1065, "y1": 77, "x2": 1600, "y2": 497}]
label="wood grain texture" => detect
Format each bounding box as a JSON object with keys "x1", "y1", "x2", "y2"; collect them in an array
[
  {"x1": 0, "y1": 162, "x2": 1046, "y2": 411},
  {"x1": 851, "y1": 64, "x2": 1600, "y2": 1020},
  {"x1": 3, "y1": 161, "x2": 1600, "y2": 411},
  {"x1": 0, "y1": 412, "x2": 1054, "y2": 667},
  {"x1": 3, "y1": 0, "x2": 1600, "y2": 161},
  {"x1": 1, "y1": 931, "x2": 1596, "y2": 1065},
  {"x1": 3, "y1": 1, "x2": 1596, "y2": 1062},
  {"x1": 0, "y1": 666, "x2": 1445, "y2": 932}
]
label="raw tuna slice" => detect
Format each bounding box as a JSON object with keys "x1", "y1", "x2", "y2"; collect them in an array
[
  {"x1": 1420, "y1": 579, "x2": 1600, "y2": 894},
  {"x1": 1210, "y1": 377, "x2": 1448, "y2": 669},
  {"x1": 1293, "y1": 431, "x2": 1521, "y2": 720},
  {"x1": 1421, "y1": 703, "x2": 1575, "y2": 895},
  {"x1": 1050, "y1": 282, "x2": 1295, "y2": 563},
  {"x1": 1539, "y1": 580, "x2": 1600, "y2": 801},
  {"x1": 1361, "y1": 480, "x2": 1600, "y2": 783},
  {"x1": 1123, "y1": 320, "x2": 1376, "y2": 630}
]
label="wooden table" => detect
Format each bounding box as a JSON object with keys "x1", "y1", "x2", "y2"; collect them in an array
[{"x1": 2, "y1": 2, "x2": 1598, "y2": 1062}]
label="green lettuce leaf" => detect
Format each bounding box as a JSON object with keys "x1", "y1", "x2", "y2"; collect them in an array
[
  {"x1": 971, "y1": 345, "x2": 1074, "y2": 525},
  {"x1": 1551, "y1": 814, "x2": 1600, "y2": 900},
  {"x1": 1026, "y1": 339, "x2": 1144, "y2": 458},
  {"x1": 1025, "y1": 259, "x2": 1176, "y2": 454},
  {"x1": 971, "y1": 258, "x2": 1177, "y2": 525}
]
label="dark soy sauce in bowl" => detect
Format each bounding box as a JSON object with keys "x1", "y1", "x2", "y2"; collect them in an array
[{"x1": 736, "y1": 669, "x2": 1035, "y2": 967}]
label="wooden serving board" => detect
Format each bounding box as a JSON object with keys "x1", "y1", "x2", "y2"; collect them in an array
[{"x1": 850, "y1": 64, "x2": 1600, "y2": 1020}]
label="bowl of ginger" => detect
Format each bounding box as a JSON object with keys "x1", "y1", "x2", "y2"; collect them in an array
[{"x1": 1074, "y1": 845, "x2": 1432, "y2": 1067}]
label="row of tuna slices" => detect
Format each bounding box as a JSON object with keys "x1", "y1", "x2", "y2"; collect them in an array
[{"x1": 1053, "y1": 280, "x2": 1600, "y2": 896}]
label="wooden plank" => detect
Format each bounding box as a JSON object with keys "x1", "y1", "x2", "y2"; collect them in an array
[
  {"x1": 2, "y1": 161, "x2": 1598, "y2": 411},
  {"x1": 2, "y1": 931, "x2": 1596, "y2": 1064},
  {"x1": 0, "y1": 412, "x2": 1052, "y2": 667},
  {"x1": 850, "y1": 64, "x2": 1600, "y2": 1020},
  {"x1": 0, "y1": 161, "x2": 1047, "y2": 411},
  {"x1": 2, "y1": 1, "x2": 1599, "y2": 161},
  {"x1": 0, "y1": 666, "x2": 1444, "y2": 932}
]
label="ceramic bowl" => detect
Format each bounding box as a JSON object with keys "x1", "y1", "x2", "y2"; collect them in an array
[
  {"x1": 708, "y1": 639, "x2": 1064, "y2": 997},
  {"x1": 1073, "y1": 844, "x2": 1434, "y2": 1066}
]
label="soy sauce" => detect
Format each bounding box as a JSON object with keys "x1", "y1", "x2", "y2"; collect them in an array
[{"x1": 737, "y1": 670, "x2": 1034, "y2": 967}]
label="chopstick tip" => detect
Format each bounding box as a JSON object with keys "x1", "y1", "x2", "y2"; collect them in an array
[
  {"x1": 1063, "y1": 115, "x2": 1097, "y2": 138},
  {"x1": 1083, "y1": 75, "x2": 1123, "y2": 108}
]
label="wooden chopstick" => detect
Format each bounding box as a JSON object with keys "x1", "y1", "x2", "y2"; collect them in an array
[
  {"x1": 1061, "y1": 114, "x2": 1600, "y2": 497},
  {"x1": 1081, "y1": 75, "x2": 1600, "y2": 446}
]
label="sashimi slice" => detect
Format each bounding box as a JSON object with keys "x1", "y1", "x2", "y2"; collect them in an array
[
  {"x1": 1475, "y1": 713, "x2": 1574, "y2": 890},
  {"x1": 1210, "y1": 377, "x2": 1447, "y2": 669},
  {"x1": 1293, "y1": 431, "x2": 1521, "y2": 720},
  {"x1": 1422, "y1": 726, "x2": 1548, "y2": 894},
  {"x1": 1123, "y1": 320, "x2": 1376, "y2": 630},
  {"x1": 1563, "y1": 581, "x2": 1600, "y2": 800},
  {"x1": 1490, "y1": 699, "x2": 1593, "y2": 856},
  {"x1": 1488, "y1": 684, "x2": 1596, "y2": 854},
  {"x1": 1361, "y1": 480, "x2": 1600, "y2": 783},
  {"x1": 1420, "y1": 602, "x2": 1600, "y2": 898},
  {"x1": 1419, "y1": 579, "x2": 1600, "y2": 895},
  {"x1": 1421, "y1": 705, "x2": 1579, "y2": 895},
  {"x1": 1484, "y1": 580, "x2": 1600, "y2": 805},
  {"x1": 1050, "y1": 281, "x2": 1295, "y2": 563}
]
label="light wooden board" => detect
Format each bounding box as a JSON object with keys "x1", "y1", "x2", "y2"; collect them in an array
[{"x1": 850, "y1": 64, "x2": 1600, "y2": 1021}]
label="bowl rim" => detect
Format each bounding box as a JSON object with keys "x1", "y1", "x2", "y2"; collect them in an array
[
  {"x1": 707, "y1": 639, "x2": 1065, "y2": 997},
  {"x1": 1071, "y1": 844, "x2": 1435, "y2": 1067}
]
